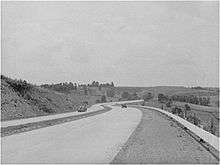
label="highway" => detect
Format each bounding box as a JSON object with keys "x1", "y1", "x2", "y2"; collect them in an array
[
  {"x1": 1, "y1": 101, "x2": 219, "y2": 164},
  {"x1": 1, "y1": 104, "x2": 142, "y2": 163}
]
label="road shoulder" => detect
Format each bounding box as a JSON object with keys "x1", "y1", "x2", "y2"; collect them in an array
[{"x1": 111, "y1": 107, "x2": 219, "y2": 164}]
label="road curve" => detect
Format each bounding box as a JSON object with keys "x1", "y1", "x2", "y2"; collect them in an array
[
  {"x1": 111, "y1": 107, "x2": 219, "y2": 164},
  {"x1": 2, "y1": 101, "x2": 218, "y2": 164},
  {"x1": 1, "y1": 105, "x2": 142, "y2": 164}
]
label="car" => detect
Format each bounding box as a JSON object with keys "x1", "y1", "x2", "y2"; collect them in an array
[
  {"x1": 77, "y1": 105, "x2": 87, "y2": 112},
  {"x1": 121, "y1": 104, "x2": 127, "y2": 108}
]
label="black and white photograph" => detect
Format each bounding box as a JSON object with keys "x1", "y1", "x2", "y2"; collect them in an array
[{"x1": 1, "y1": 0, "x2": 219, "y2": 164}]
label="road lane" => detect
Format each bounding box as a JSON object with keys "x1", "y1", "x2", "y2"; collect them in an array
[
  {"x1": 1, "y1": 104, "x2": 103, "y2": 128},
  {"x1": 1, "y1": 100, "x2": 143, "y2": 128},
  {"x1": 111, "y1": 107, "x2": 219, "y2": 164},
  {"x1": 1, "y1": 105, "x2": 142, "y2": 164}
]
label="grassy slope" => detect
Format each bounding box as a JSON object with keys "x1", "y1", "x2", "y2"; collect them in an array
[
  {"x1": 1, "y1": 78, "x2": 101, "y2": 121},
  {"x1": 142, "y1": 100, "x2": 219, "y2": 137}
]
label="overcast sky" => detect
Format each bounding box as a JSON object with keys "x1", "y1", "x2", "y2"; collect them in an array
[{"x1": 2, "y1": 1, "x2": 219, "y2": 87}]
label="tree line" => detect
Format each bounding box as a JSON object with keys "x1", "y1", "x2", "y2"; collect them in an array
[
  {"x1": 41, "y1": 81, "x2": 115, "y2": 93},
  {"x1": 121, "y1": 91, "x2": 140, "y2": 100},
  {"x1": 158, "y1": 93, "x2": 210, "y2": 106}
]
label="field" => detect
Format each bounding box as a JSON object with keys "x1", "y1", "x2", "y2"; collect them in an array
[{"x1": 140, "y1": 99, "x2": 219, "y2": 137}]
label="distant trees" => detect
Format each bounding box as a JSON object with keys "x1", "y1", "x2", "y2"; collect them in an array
[
  {"x1": 101, "y1": 95, "x2": 107, "y2": 103},
  {"x1": 131, "y1": 92, "x2": 139, "y2": 100},
  {"x1": 158, "y1": 93, "x2": 169, "y2": 103},
  {"x1": 106, "y1": 89, "x2": 115, "y2": 97},
  {"x1": 184, "y1": 104, "x2": 191, "y2": 119},
  {"x1": 171, "y1": 106, "x2": 183, "y2": 116},
  {"x1": 157, "y1": 93, "x2": 210, "y2": 106},
  {"x1": 41, "y1": 82, "x2": 77, "y2": 92},
  {"x1": 83, "y1": 85, "x2": 88, "y2": 95},
  {"x1": 171, "y1": 94, "x2": 210, "y2": 106},
  {"x1": 41, "y1": 80, "x2": 115, "y2": 93},
  {"x1": 187, "y1": 113, "x2": 200, "y2": 126},
  {"x1": 87, "y1": 81, "x2": 114, "y2": 87},
  {"x1": 121, "y1": 91, "x2": 140, "y2": 100},
  {"x1": 143, "y1": 93, "x2": 153, "y2": 101},
  {"x1": 191, "y1": 86, "x2": 205, "y2": 90},
  {"x1": 166, "y1": 101, "x2": 172, "y2": 108}
]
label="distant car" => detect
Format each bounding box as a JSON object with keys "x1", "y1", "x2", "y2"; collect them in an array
[
  {"x1": 121, "y1": 104, "x2": 127, "y2": 108},
  {"x1": 78, "y1": 105, "x2": 87, "y2": 112}
]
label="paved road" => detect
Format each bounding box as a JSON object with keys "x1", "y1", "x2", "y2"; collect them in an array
[
  {"x1": 1, "y1": 105, "x2": 142, "y2": 164},
  {"x1": 112, "y1": 107, "x2": 219, "y2": 164},
  {"x1": 1, "y1": 102, "x2": 218, "y2": 164},
  {"x1": 1, "y1": 104, "x2": 103, "y2": 127}
]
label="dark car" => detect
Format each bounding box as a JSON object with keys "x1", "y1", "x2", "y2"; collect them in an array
[
  {"x1": 121, "y1": 104, "x2": 127, "y2": 108},
  {"x1": 78, "y1": 105, "x2": 87, "y2": 112}
]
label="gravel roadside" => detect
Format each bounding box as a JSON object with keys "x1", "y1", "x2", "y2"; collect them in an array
[{"x1": 111, "y1": 107, "x2": 219, "y2": 164}]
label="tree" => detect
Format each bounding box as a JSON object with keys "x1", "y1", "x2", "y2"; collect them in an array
[
  {"x1": 83, "y1": 85, "x2": 88, "y2": 95},
  {"x1": 101, "y1": 95, "x2": 107, "y2": 103},
  {"x1": 185, "y1": 104, "x2": 191, "y2": 111},
  {"x1": 184, "y1": 104, "x2": 191, "y2": 119},
  {"x1": 130, "y1": 92, "x2": 139, "y2": 100},
  {"x1": 166, "y1": 101, "x2": 172, "y2": 108},
  {"x1": 107, "y1": 89, "x2": 115, "y2": 97},
  {"x1": 210, "y1": 118, "x2": 215, "y2": 135},
  {"x1": 171, "y1": 106, "x2": 182, "y2": 116},
  {"x1": 98, "y1": 85, "x2": 102, "y2": 91},
  {"x1": 158, "y1": 93, "x2": 168, "y2": 103},
  {"x1": 143, "y1": 93, "x2": 153, "y2": 101}
]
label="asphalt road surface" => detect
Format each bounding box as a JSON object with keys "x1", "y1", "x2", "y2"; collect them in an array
[
  {"x1": 1, "y1": 104, "x2": 219, "y2": 164},
  {"x1": 112, "y1": 107, "x2": 219, "y2": 164},
  {"x1": 1, "y1": 105, "x2": 142, "y2": 164}
]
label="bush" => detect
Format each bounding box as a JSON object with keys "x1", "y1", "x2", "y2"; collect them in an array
[
  {"x1": 185, "y1": 104, "x2": 191, "y2": 111},
  {"x1": 4, "y1": 78, "x2": 33, "y2": 96},
  {"x1": 101, "y1": 95, "x2": 107, "y2": 103},
  {"x1": 171, "y1": 106, "x2": 182, "y2": 115},
  {"x1": 143, "y1": 93, "x2": 153, "y2": 101},
  {"x1": 187, "y1": 114, "x2": 200, "y2": 126},
  {"x1": 83, "y1": 101, "x2": 89, "y2": 105},
  {"x1": 166, "y1": 101, "x2": 172, "y2": 108},
  {"x1": 158, "y1": 93, "x2": 169, "y2": 103},
  {"x1": 106, "y1": 89, "x2": 115, "y2": 97}
]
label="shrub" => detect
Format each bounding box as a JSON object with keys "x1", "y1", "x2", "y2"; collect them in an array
[
  {"x1": 185, "y1": 104, "x2": 191, "y2": 111},
  {"x1": 106, "y1": 89, "x2": 115, "y2": 97},
  {"x1": 187, "y1": 114, "x2": 200, "y2": 126},
  {"x1": 143, "y1": 93, "x2": 153, "y2": 101},
  {"x1": 158, "y1": 93, "x2": 169, "y2": 103},
  {"x1": 171, "y1": 106, "x2": 182, "y2": 115},
  {"x1": 166, "y1": 101, "x2": 172, "y2": 108},
  {"x1": 5, "y1": 78, "x2": 33, "y2": 97},
  {"x1": 101, "y1": 95, "x2": 107, "y2": 103}
]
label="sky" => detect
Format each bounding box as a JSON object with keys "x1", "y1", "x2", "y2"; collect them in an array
[{"x1": 1, "y1": 1, "x2": 219, "y2": 87}]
